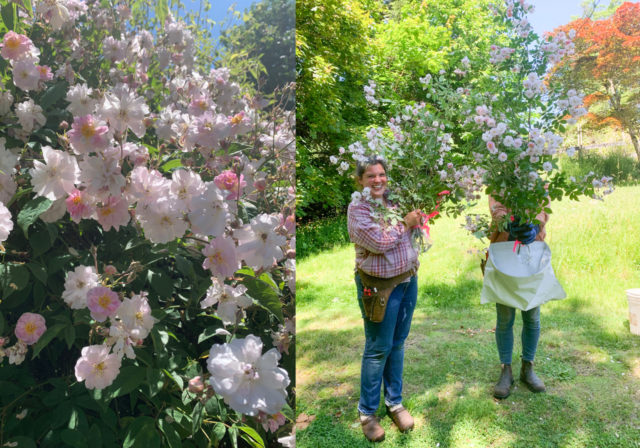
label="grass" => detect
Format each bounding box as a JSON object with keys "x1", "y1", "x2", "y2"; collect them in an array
[{"x1": 296, "y1": 185, "x2": 640, "y2": 448}]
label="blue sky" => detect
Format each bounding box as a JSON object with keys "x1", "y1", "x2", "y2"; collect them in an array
[
  {"x1": 528, "y1": 0, "x2": 585, "y2": 36},
  {"x1": 178, "y1": 0, "x2": 258, "y2": 40}
]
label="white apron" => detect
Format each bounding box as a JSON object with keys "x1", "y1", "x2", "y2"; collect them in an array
[{"x1": 481, "y1": 241, "x2": 566, "y2": 311}]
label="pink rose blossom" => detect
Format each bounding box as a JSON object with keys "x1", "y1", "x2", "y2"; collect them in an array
[
  {"x1": 214, "y1": 170, "x2": 246, "y2": 200},
  {"x1": 74, "y1": 344, "x2": 122, "y2": 389},
  {"x1": 65, "y1": 189, "x2": 94, "y2": 222},
  {"x1": 202, "y1": 236, "x2": 239, "y2": 278},
  {"x1": 68, "y1": 115, "x2": 110, "y2": 154},
  {"x1": 96, "y1": 196, "x2": 130, "y2": 231},
  {"x1": 0, "y1": 31, "x2": 33, "y2": 61},
  {"x1": 37, "y1": 65, "x2": 53, "y2": 81},
  {"x1": 87, "y1": 286, "x2": 121, "y2": 322},
  {"x1": 14, "y1": 312, "x2": 46, "y2": 345},
  {"x1": 188, "y1": 376, "x2": 205, "y2": 393}
]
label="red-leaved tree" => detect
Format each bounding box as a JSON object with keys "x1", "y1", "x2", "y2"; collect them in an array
[{"x1": 554, "y1": 2, "x2": 640, "y2": 159}]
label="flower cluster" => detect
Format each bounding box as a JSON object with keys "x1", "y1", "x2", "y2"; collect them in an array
[{"x1": 0, "y1": 0, "x2": 295, "y2": 441}]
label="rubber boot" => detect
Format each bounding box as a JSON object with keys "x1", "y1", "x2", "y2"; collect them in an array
[
  {"x1": 493, "y1": 364, "x2": 514, "y2": 399},
  {"x1": 520, "y1": 360, "x2": 546, "y2": 392}
]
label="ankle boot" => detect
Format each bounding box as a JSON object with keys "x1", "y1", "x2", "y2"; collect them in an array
[
  {"x1": 520, "y1": 360, "x2": 546, "y2": 392},
  {"x1": 360, "y1": 414, "x2": 385, "y2": 442},
  {"x1": 493, "y1": 364, "x2": 514, "y2": 399}
]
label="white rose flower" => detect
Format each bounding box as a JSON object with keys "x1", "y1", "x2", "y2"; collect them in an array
[
  {"x1": 62, "y1": 265, "x2": 99, "y2": 309},
  {"x1": 29, "y1": 146, "x2": 80, "y2": 200},
  {"x1": 200, "y1": 280, "x2": 253, "y2": 326},
  {"x1": 236, "y1": 214, "x2": 286, "y2": 270},
  {"x1": 207, "y1": 335, "x2": 290, "y2": 416},
  {"x1": 543, "y1": 162, "x2": 553, "y2": 172}
]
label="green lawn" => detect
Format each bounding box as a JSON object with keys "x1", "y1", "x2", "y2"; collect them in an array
[{"x1": 297, "y1": 185, "x2": 640, "y2": 448}]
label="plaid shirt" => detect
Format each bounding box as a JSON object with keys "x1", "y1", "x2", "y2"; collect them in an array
[{"x1": 347, "y1": 199, "x2": 419, "y2": 278}]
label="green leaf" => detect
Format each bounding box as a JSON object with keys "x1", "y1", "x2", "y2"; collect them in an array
[
  {"x1": 162, "y1": 369, "x2": 184, "y2": 389},
  {"x1": 191, "y1": 401, "x2": 204, "y2": 434},
  {"x1": 158, "y1": 419, "x2": 181, "y2": 448},
  {"x1": 238, "y1": 274, "x2": 284, "y2": 322},
  {"x1": 60, "y1": 428, "x2": 87, "y2": 448},
  {"x1": 146, "y1": 367, "x2": 164, "y2": 398},
  {"x1": 30, "y1": 227, "x2": 54, "y2": 257},
  {"x1": 123, "y1": 416, "x2": 161, "y2": 448},
  {"x1": 238, "y1": 425, "x2": 265, "y2": 448},
  {"x1": 63, "y1": 325, "x2": 75, "y2": 349},
  {"x1": 211, "y1": 422, "x2": 227, "y2": 444},
  {"x1": 229, "y1": 425, "x2": 239, "y2": 448},
  {"x1": 147, "y1": 270, "x2": 174, "y2": 298},
  {"x1": 197, "y1": 326, "x2": 221, "y2": 344},
  {"x1": 1, "y1": 263, "x2": 30, "y2": 296},
  {"x1": 174, "y1": 255, "x2": 195, "y2": 279},
  {"x1": 39, "y1": 81, "x2": 68, "y2": 109},
  {"x1": 17, "y1": 196, "x2": 52, "y2": 238},
  {"x1": 155, "y1": 0, "x2": 168, "y2": 29},
  {"x1": 160, "y1": 159, "x2": 183, "y2": 172},
  {"x1": 1, "y1": 3, "x2": 16, "y2": 31},
  {"x1": 22, "y1": 0, "x2": 33, "y2": 17},
  {"x1": 105, "y1": 366, "x2": 146, "y2": 400},
  {"x1": 31, "y1": 323, "x2": 66, "y2": 359},
  {"x1": 26, "y1": 262, "x2": 47, "y2": 284}
]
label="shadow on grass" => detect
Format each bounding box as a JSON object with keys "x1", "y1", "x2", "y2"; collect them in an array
[{"x1": 298, "y1": 281, "x2": 640, "y2": 447}]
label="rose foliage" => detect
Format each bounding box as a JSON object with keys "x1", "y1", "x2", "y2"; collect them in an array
[{"x1": 0, "y1": 0, "x2": 295, "y2": 447}]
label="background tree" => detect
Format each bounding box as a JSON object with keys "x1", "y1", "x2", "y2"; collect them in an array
[
  {"x1": 296, "y1": 0, "x2": 501, "y2": 220},
  {"x1": 219, "y1": 0, "x2": 295, "y2": 100},
  {"x1": 554, "y1": 1, "x2": 640, "y2": 160}
]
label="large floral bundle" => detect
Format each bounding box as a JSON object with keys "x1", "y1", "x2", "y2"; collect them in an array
[
  {"x1": 333, "y1": 81, "x2": 485, "y2": 250},
  {"x1": 0, "y1": 1, "x2": 294, "y2": 447},
  {"x1": 450, "y1": 0, "x2": 614, "y2": 235}
]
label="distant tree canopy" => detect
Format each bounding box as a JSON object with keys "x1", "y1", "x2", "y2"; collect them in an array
[
  {"x1": 296, "y1": 0, "x2": 500, "y2": 219},
  {"x1": 219, "y1": 0, "x2": 295, "y2": 99},
  {"x1": 554, "y1": 1, "x2": 640, "y2": 159}
]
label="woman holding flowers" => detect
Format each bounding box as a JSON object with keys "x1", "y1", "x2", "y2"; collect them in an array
[
  {"x1": 347, "y1": 156, "x2": 421, "y2": 442},
  {"x1": 488, "y1": 196, "x2": 548, "y2": 399}
]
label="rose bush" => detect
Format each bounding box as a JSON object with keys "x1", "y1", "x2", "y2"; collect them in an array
[{"x1": 0, "y1": 1, "x2": 295, "y2": 447}]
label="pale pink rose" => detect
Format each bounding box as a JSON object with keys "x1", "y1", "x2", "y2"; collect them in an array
[
  {"x1": 214, "y1": 170, "x2": 246, "y2": 200},
  {"x1": 0, "y1": 31, "x2": 33, "y2": 61},
  {"x1": 86, "y1": 286, "x2": 121, "y2": 322},
  {"x1": 79, "y1": 156, "x2": 125, "y2": 199},
  {"x1": 12, "y1": 60, "x2": 40, "y2": 91},
  {"x1": 95, "y1": 196, "x2": 130, "y2": 231},
  {"x1": 202, "y1": 236, "x2": 239, "y2": 278},
  {"x1": 136, "y1": 199, "x2": 188, "y2": 244},
  {"x1": 74, "y1": 345, "x2": 122, "y2": 389},
  {"x1": 37, "y1": 65, "x2": 53, "y2": 81},
  {"x1": 68, "y1": 115, "x2": 110, "y2": 154},
  {"x1": 14, "y1": 312, "x2": 46, "y2": 345},
  {"x1": 0, "y1": 201, "x2": 13, "y2": 243},
  {"x1": 65, "y1": 189, "x2": 94, "y2": 223},
  {"x1": 257, "y1": 411, "x2": 286, "y2": 433},
  {"x1": 29, "y1": 146, "x2": 80, "y2": 200}
]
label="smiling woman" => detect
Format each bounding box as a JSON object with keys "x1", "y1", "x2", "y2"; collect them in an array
[{"x1": 347, "y1": 156, "x2": 422, "y2": 442}]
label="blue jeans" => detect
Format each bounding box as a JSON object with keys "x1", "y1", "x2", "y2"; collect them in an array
[
  {"x1": 356, "y1": 274, "x2": 418, "y2": 415},
  {"x1": 495, "y1": 303, "x2": 540, "y2": 365}
]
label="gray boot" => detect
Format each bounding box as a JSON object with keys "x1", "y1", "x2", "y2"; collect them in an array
[
  {"x1": 493, "y1": 364, "x2": 514, "y2": 399},
  {"x1": 520, "y1": 360, "x2": 546, "y2": 392}
]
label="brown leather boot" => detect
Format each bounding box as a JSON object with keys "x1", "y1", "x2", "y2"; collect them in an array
[
  {"x1": 360, "y1": 414, "x2": 385, "y2": 442},
  {"x1": 520, "y1": 360, "x2": 546, "y2": 392},
  {"x1": 493, "y1": 364, "x2": 514, "y2": 399},
  {"x1": 386, "y1": 404, "x2": 414, "y2": 432}
]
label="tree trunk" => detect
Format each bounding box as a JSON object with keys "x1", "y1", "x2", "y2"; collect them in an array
[{"x1": 628, "y1": 128, "x2": 640, "y2": 161}]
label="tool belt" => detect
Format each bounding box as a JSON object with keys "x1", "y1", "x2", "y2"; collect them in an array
[{"x1": 357, "y1": 267, "x2": 417, "y2": 323}]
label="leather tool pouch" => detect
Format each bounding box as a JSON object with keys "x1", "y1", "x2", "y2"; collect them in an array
[{"x1": 357, "y1": 267, "x2": 416, "y2": 323}]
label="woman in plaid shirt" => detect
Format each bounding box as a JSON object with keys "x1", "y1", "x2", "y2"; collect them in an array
[{"x1": 347, "y1": 157, "x2": 421, "y2": 442}]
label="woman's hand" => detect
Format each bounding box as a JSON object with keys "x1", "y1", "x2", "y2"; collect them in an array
[{"x1": 403, "y1": 210, "x2": 422, "y2": 229}]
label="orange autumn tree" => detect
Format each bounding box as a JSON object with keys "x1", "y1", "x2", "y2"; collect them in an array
[{"x1": 553, "y1": 2, "x2": 640, "y2": 159}]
